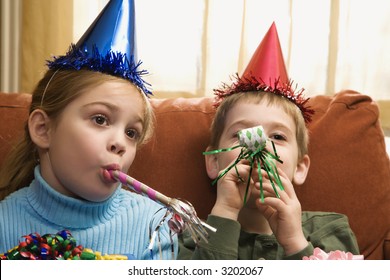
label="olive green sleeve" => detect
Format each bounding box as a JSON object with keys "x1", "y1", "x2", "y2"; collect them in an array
[
  {"x1": 283, "y1": 212, "x2": 360, "y2": 259},
  {"x1": 177, "y1": 215, "x2": 241, "y2": 260}
]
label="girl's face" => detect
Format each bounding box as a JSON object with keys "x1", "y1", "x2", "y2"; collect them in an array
[{"x1": 40, "y1": 81, "x2": 145, "y2": 202}]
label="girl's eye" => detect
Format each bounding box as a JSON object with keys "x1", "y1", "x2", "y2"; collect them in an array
[
  {"x1": 92, "y1": 115, "x2": 108, "y2": 126},
  {"x1": 126, "y1": 128, "x2": 140, "y2": 140}
]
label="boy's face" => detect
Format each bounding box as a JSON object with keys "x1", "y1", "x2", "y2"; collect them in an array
[
  {"x1": 38, "y1": 81, "x2": 145, "y2": 202},
  {"x1": 214, "y1": 99, "x2": 303, "y2": 183}
]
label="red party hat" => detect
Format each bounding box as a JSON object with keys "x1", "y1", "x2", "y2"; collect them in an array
[
  {"x1": 242, "y1": 22, "x2": 288, "y2": 87},
  {"x1": 214, "y1": 22, "x2": 314, "y2": 123}
]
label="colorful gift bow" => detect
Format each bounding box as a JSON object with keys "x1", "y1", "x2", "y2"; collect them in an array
[
  {"x1": 0, "y1": 230, "x2": 129, "y2": 260},
  {"x1": 204, "y1": 125, "x2": 284, "y2": 204}
]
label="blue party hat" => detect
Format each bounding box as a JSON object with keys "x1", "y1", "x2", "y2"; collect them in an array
[{"x1": 47, "y1": 0, "x2": 151, "y2": 96}]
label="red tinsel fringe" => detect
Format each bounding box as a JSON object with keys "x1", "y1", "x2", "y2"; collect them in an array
[{"x1": 213, "y1": 73, "x2": 315, "y2": 124}]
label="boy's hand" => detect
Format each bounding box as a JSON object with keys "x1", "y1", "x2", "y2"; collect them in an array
[
  {"x1": 211, "y1": 159, "x2": 256, "y2": 221},
  {"x1": 255, "y1": 168, "x2": 308, "y2": 255}
]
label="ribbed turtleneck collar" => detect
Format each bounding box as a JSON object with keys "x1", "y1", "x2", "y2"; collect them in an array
[{"x1": 26, "y1": 166, "x2": 123, "y2": 229}]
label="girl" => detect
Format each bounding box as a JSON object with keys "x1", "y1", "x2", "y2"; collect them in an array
[
  {"x1": 1, "y1": 0, "x2": 177, "y2": 260},
  {"x1": 0, "y1": 69, "x2": 176, "y2": 260}
]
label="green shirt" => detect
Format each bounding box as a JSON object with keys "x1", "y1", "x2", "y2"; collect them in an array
[{"x1": 178, "y1": 211, "x2": 359, "y2": 260}]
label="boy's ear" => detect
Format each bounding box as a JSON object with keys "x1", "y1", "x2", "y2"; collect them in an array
[
  {"x1": 205, "y1": 146, "x2": 220, "y2": 180},
  {"x1": 293, "y1": 154, "x2": 310, "y2": 185},
  {"x1": 28, "y1": 109, "x2": 52, "y2": 149}
]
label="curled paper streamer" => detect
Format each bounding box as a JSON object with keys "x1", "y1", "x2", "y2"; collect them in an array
[
  {"x1": 0, "y1": 230, "x2": 130, "y2": 260},
  {"x1": 108, "y1": 170, "x2": 216, "y2": 246},
  {"x1": 204, "y1": 125, "x2": 283, "y2": 203}
]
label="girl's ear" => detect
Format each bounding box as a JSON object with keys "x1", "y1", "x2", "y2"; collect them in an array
[
  {"x1": 293, "y1": 154, "x2": 310, "y2": 185},
  {"x1": 205, "y1": 146, "x2": 220, "y2": 180},
  {"x1": 28, "y1": 109, "x2": 52, "y2": 149}
]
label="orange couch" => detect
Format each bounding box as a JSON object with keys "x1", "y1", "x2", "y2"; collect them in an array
[{"x1": 1, "y1": 90, "x2": 390, "y2": 259}]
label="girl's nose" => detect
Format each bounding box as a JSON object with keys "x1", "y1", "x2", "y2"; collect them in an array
[
  {"x1": 109, "y1": 131, "x2": 126, "y2": 156},
  {"x1": 110, "y1": 144, "x2": 125, "y2": 156}
]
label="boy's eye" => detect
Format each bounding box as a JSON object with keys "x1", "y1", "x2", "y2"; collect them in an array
[
  {"x1": 93, "y1": 115, "x2": 108, "y2": 126},
  {"x1": 270, "y1": 134, "x2": 286, "y2": 141},
  {"x1": 126, "y1": 128, "x2": 140, "y2": 140}
]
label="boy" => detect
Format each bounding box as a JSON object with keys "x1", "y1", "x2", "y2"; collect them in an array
[{"x1": 178, "y1": 23, "x2": 359, "y2": 260}]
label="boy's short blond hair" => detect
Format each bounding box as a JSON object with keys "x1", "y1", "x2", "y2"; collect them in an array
[{"x1": 209, "y1": 91, "x2": 309, "y2": 160}]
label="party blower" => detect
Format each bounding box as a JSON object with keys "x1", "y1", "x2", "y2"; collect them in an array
[
  {"x1": 204, "y1": 125, "x2": 284, "y2": 204},
  {"x1": 108, "y1": 170, "x2": 217, "y2": 243}
]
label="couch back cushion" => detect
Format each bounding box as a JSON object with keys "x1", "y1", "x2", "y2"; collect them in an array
[
  {"x1": 1, "y1": 90, "x2": 390, "y2": 259},
  {"x1": 0, "y1": 93, "x2": 31, "y2": 168}
]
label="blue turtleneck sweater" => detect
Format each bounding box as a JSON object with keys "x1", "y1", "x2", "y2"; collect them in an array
[{"x1": 0, "y1": 166, "x2": 177, "y2": 259}]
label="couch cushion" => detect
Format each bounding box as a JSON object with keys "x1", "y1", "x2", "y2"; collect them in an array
[
  {"x1": 0, "y1": 93, "x2": 31, "y2": 168},
  {"x1": 298, "y1": 90, "x2": 390, "y2": 259},
  {"x1": 129, "y1": 97, "x2": 217, "y2": 219}
]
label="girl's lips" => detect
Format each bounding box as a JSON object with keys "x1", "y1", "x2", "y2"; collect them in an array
[
  {"x1": 102, "y1": 168, "x2": 118, "y2": 183},
  {"x1": 102, "y1": 163, "x2": 121, "y2": 183},
  {"x1": 104, "y1": 163, "x2": 121, "y2": 171}
]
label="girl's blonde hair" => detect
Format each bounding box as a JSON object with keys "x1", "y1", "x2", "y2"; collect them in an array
[
  {"x1": 209, "y1": 91, "x2": 309, "y2": 159},
  {"x1": 0, "y1": 69, "x2": 154, "y2": 200}
]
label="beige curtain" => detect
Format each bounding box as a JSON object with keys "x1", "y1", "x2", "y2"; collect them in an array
[
  {"x1": 19, "y1": 0, "x2": 390, "y2": 100},
  {"x1": 21, "y1": 0, "x2": 73, "y2": 93},
  {"x1": 16, "y1": 0, "x2": 390, "y2": 132},
  {"x1": 134, "y1": 0, "x2": 390, "y2": 101}
]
